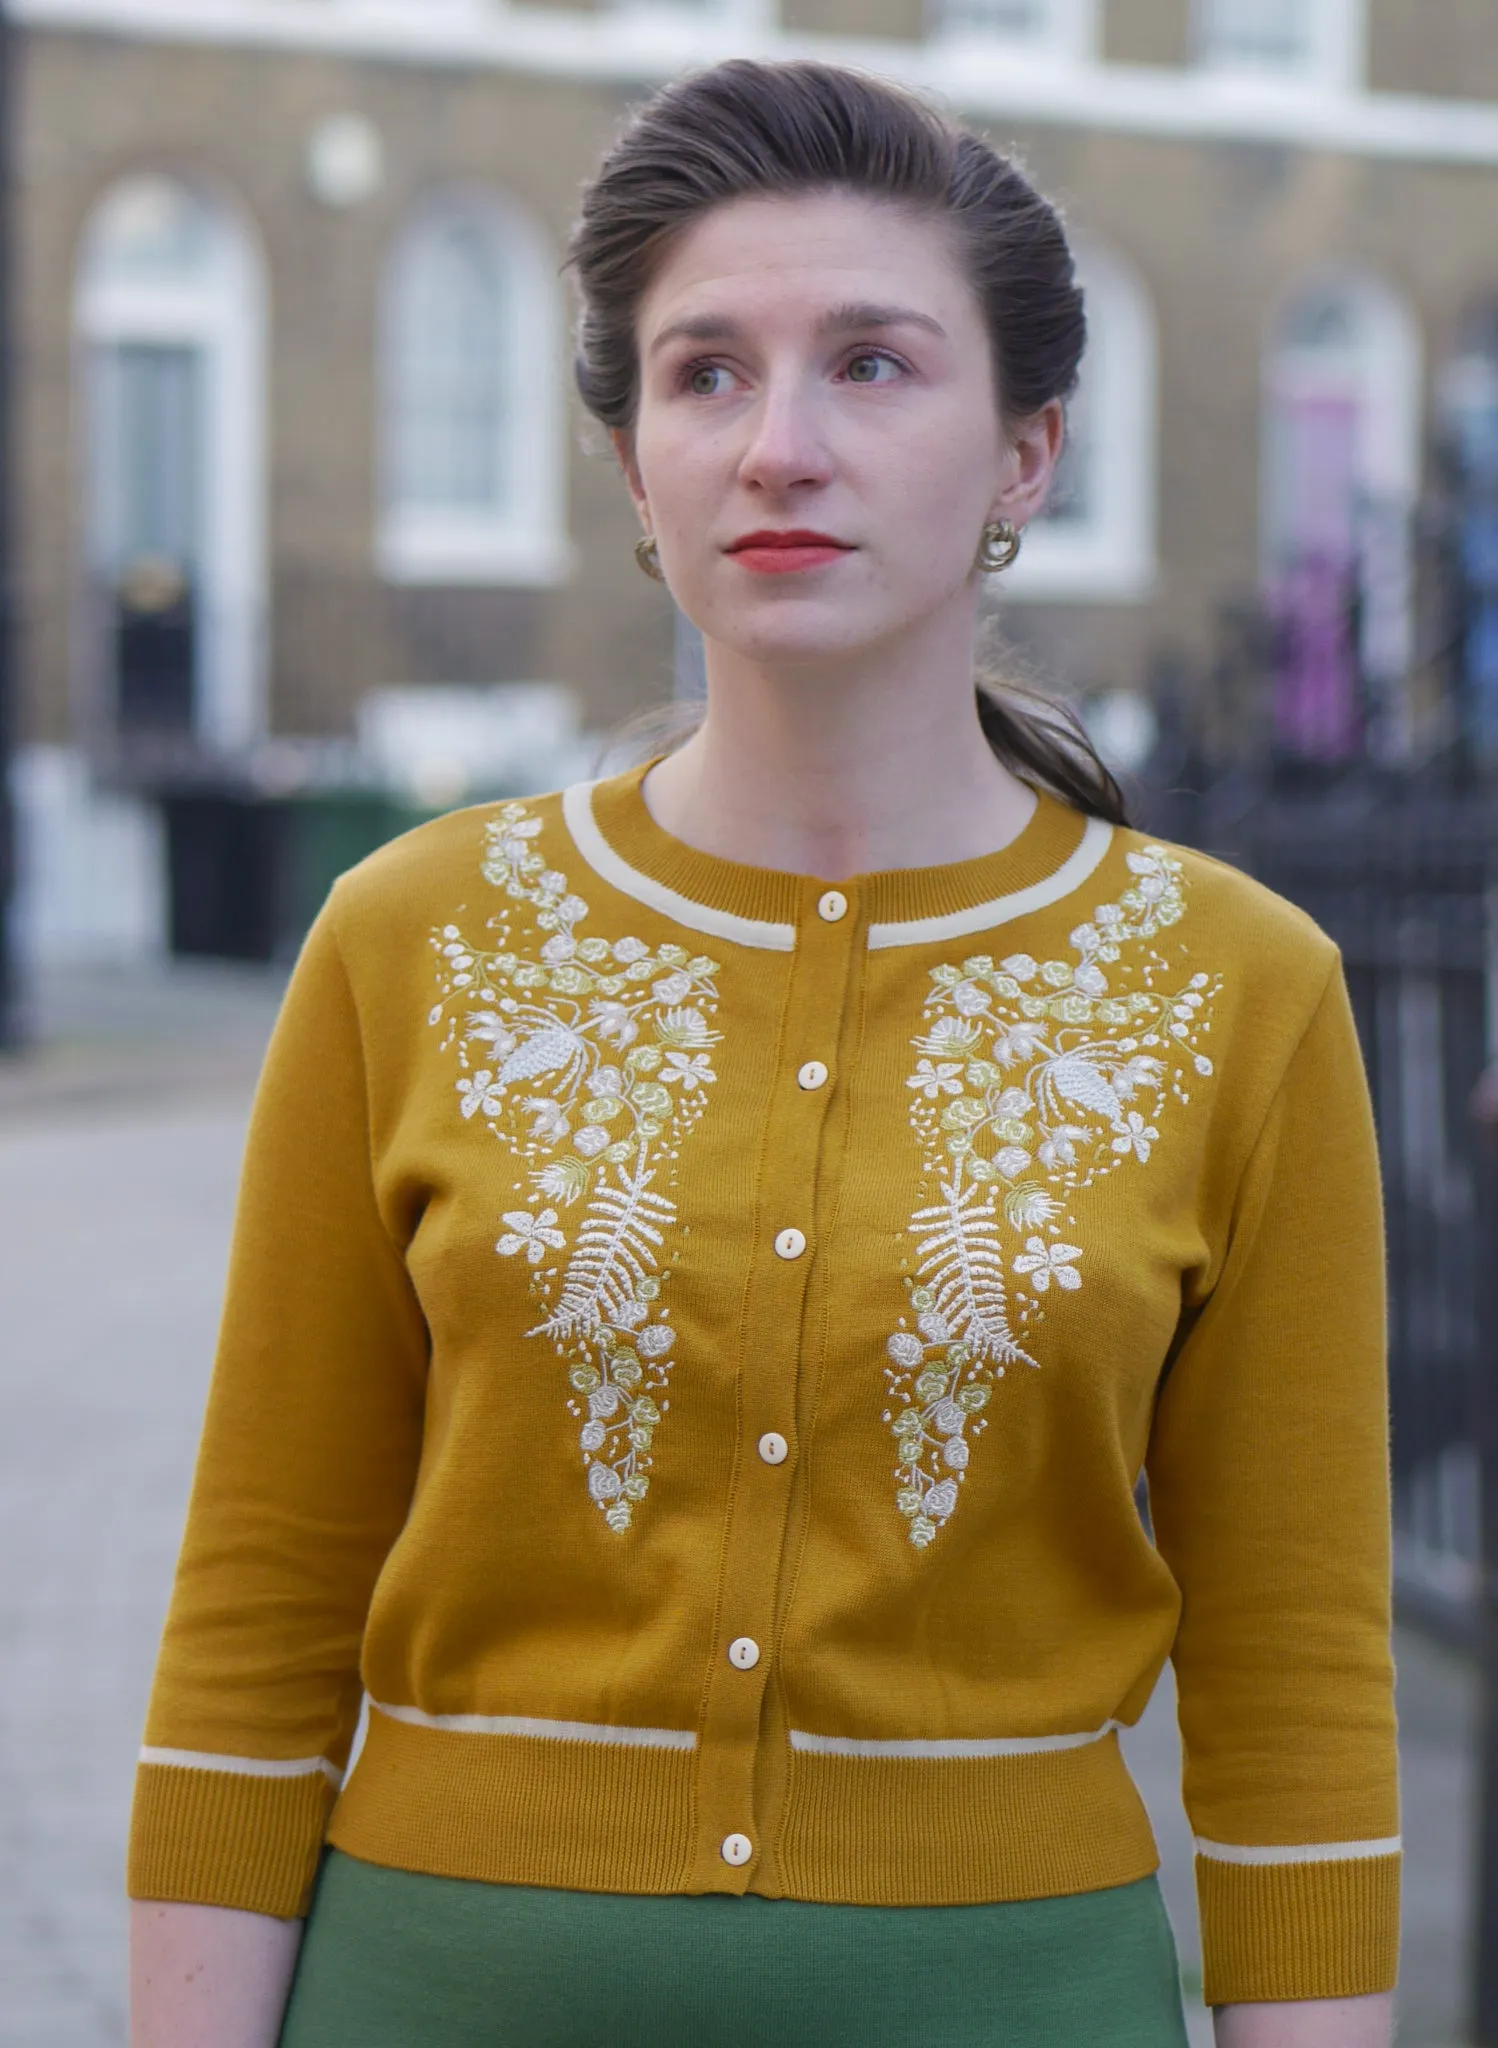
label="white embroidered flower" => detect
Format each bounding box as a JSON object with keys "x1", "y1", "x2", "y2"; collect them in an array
[
  {"x1": 942, "y1": 1436, "x2": 970, "y2": 1470},
  {"x1": 1111, "y1": 1111, "x2": 1158, "y2": 1163},
  {"x1": 924, "y1": 1016, "x2": 982, "y2": 1054},
  {"x1": 951, "y1": 980, "x2": 992, "y2": 1017},
  {"x1": 588, "y1": 1463, "x2": 623, "y2": 1501},
  {"x1": 917, "y1": 1310, "x2": 952, "y2": 1344},
  {"x1": 573, "y1": 1125, "x2": 610, "y2": 1158},
  {"x1": 531, "y1": 1159, "x2": 590, "y2": 1206},
  {"x1": 1195, "y1": 1055, "x2": 1214, "y2": 1076},
  {"x1": 1113, "y1": 1056, "x2": 1164, "y2": 1100},
  {"x1": 579, "y1": 1420, "x2": 607, "y2": 1452},
  {"x1": 1004, "y1": 1185, "x2": 1064, "y2": 1230},
  {"x1": 991, "y1": 1021, "x2": 1049, "y2": 1066},
  {"x1": 1000, "y1": 954, "x2": 1039, "y2": 982},
  {"x1": 587, "y1": 1066, "x2": 625, "y2": 1098},
  {"x1": 611, "y1": 936, "x2": 649, "y2": 964},
  {"x1": 992, "y1": 1145, "x2": 1033, "y2": 1179},
  {"x1": 1073, "y1": 962, "x2": 1108, "y2": 996},
  {"x1": 909, "y1": 1059, "x2": 964, "y2": 1099},
  {"x1": 537, "y1": 868, "x2": 569, "y2": 896},
  {"x1": 663, "y1": 1051, "x2": 716, "y2": 1092},
  {"x1": 496, "y1": 1208, "x2": 566, "y2": 1263},
  {"x1": 540, "y1": 933, "x2": 576, "y2": 964},
  {"x1": 456, "y1": 1072, "x2": 505, "y2": 1120},
  {"x1": 525, "y1": 1096, "x2": 570, "y2": 1140},
  {"x1": 1013, "y1": 1237, "x2": 1082, "y2": 1294},
  {"x1": 923, "y1": 1480, "x2": 959, "y2": 1519},
  {"x1": 637, "y1": 1324, "x2": 675, "y2": 1359},
  {"x1": 465, "y1": 1012, "x2": 517, "y2": 1060},
  {"x1": 589, "y1": 1000, "x2": 639, "y2": 1049},
  {"x1": 652, "y1": 971, "x2": 695, "y2": 1005},
  {"x1": 993, "y1": 1087, "x2": 1031, "y2": 1117},
  {"x1": 656, "y1": 1005, "x2": 714, "y2": 1047},
  {"x1": 589, "y1": 1383, "x2": 623, "y2": 1418},
  {"x1": 931, "y1": 1400, "x2": 965, "y2": 1436},
  {"x1": 887, "y1": 1331, "x2": 925, "y2": 1368},
  {"x1": 1037, "y1": 1123, "x2": 1088, "y2": 1170}
]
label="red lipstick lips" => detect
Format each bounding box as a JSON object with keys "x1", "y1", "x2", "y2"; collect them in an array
[{"x1": 726, "y1": 529, "x2": 853, "y2": 575}]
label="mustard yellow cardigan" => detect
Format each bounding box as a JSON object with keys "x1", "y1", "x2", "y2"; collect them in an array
[{"x1": 129, "y1": 769, "x2": 1399, "y2": 2006}]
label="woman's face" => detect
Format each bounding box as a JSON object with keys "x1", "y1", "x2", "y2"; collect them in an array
[{"x1": 618, "y1": 189, "x2": 1061, "y2": 670}]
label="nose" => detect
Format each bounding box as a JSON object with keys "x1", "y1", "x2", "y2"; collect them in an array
[{"x1": 735, "y1": 372, "x2": 835, "y2": 496}]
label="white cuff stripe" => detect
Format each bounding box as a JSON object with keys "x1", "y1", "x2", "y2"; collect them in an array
[
  {"x1": 371, "y1": 1700, "x2": 697, "y2": 1751},
  {"x1": 788, "y1": 1720, "x2": 1118, "y2": 1760},
  {"x1": 139, "y1": 1746, "x2": 342, "y2": 1788},
  {"x1": 1194, "y1": 1834, "x2": 1402, "y2": 1866}
]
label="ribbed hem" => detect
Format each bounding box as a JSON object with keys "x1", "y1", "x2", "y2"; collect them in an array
[
  {"x1": 324, "y1": 1712, "x2": 1159, "y2": 1907},
  {"x1": 1198, "y1": 1853, "x2": 1401, "y2": 2004},
  {"x1": 128, "y1": 1763, "x2": 335, "y2": 1918}
]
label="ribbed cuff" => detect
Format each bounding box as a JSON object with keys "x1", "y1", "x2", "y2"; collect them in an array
[
  {"x1": 1197, "y1": 1853, "x2": 1401, "y2": 2005},
  {"x1": 127, "y1": 1764, "x2": 335, "y2": 1918}
]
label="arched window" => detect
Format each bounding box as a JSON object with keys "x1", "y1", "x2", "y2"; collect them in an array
[
  {"x1": 930, "y1": 0, "x2": 1095, "y2": 58},
  {"x1": 1193, "y1": 0, "x2": 1363, "y2": 90},
  {"x1": 75, "y1": 174, "x2": 266, "y2": 750},
  {"x1": 1006, "y1": 240, "x2": 1157, "y2": 603},
  {"x1": 1262, "y1": 269, "x2": 1421, "y2": 759},
  {"x1": 379, "y1": 189, "x2": 569, "y2": 587}
]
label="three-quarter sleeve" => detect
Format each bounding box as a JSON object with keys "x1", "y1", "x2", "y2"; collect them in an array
[
  {"x1": 127, "y1": 894, "x2": 429, "y2": 1918},
  {"x1": 1146, "y1": 956, "x2": 1400, "y2": 2005}
]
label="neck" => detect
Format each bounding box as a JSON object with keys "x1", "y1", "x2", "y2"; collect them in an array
[{"x1": 642, "y1": 607, "x2": 1037, "y2": 880}]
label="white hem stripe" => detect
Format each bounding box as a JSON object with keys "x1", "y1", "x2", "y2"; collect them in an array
[
  {"x1": 1194, "y1": 1835, "x2": 1402, "y2": 1866},
  {"x1": 139, "y1": 1746, "x2": 341, "y2": 1787},
  {"x1": 788, "y1": 1720, "x2": 1118, "y2": 1760},
  {"x1": 563, "y1": 782, "x2": 797, "y2": 953},
  {"x1": 866, "y1": 817, "x2": 1115, "y2": 949},
  {"x1": 372, "y1": 1700, "x2": 697, "y2": 1751}
]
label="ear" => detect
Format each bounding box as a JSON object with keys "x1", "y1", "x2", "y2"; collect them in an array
[
  {"x1": 610, "y1": 428, "x2": 652, "y2": 529},
  {"x1": 990, "y1": 399, "x2": 1065, "y2": 531}
]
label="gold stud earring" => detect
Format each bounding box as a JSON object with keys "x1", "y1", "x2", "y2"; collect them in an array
[
  {"x1": 977, "y1": 519, "x2": 1022, "y2": 574},
  {"x1": 634, "y1": 534, "x2": 665, "y2": 583}
]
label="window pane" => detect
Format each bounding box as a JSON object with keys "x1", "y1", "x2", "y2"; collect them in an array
[
  {"x1": 933, "y1": 0, "x2": 1050, "y2": 37},
  {"x1": 90, "y1": 177, "x2": 217, "y2": 285},
  {"x1": 1198, "y1": 0, "x2": 1310, "y2": 66},
  {"x1": 392, "y1": 212, "x2": 507, "y2": 514}
]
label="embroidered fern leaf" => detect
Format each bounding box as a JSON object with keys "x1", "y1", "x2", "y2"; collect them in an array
[
  {"x1": 908, "y1": 1179, "x2": 1035, "y2": 1370},
  {"x1": 535, "y1": 1154, "x2": 676, "y2": 1340}
]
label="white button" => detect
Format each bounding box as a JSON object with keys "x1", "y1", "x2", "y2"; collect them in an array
[
  {"x1": 797, "y1": 1061, "x2": 829, "y2": 1091},
  {"x1": 817, "y1": 890, "x2": 849, "y2": 923},
  {"x1": 758, "y1": 1431, "x2": 789, "y2": 1466},
  {"x1": 774, "y1": 1228, "x2": 807, "y2": 1260},
  {"x1": 721, "y1": 1832, "x2": 754, "y2": 1867},
  {"x1": 728, "y1": 1636, "x2": 761, "y2": 1671}
]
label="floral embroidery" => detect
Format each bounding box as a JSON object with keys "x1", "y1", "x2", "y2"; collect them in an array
[
  {"x1": 885, "y1": 844, "x2": 1220, "y2": 1549},
  {"x1": 429, "y1": 803, "x2": 723, "y2": 1532}
]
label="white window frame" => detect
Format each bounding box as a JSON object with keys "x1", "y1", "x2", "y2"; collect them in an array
[
  {"x1": 378, "y1": 186, "x2": 571, "y2": 589},
  {"x1": 1192, "y1": 0, "x2": 1365, "y2": 96},
  {"x1": 1004, "y1": 240, "x2": 1157, "y2": 605},
  {"x1": 929, "y1": 0, "x2": 1097, "y2": 63},
  {"x1": 74, "y1": 174, "x2": 268, "y2": 753}
]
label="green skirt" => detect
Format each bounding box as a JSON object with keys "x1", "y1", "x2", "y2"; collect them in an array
[{"x1": 279, "y1": 1849, "x2": 1190, "y2": 2048}]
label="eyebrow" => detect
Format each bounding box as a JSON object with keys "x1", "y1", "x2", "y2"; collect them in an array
[{"x1": 647, "y1": 300, "x2": 949, "y2": 357}]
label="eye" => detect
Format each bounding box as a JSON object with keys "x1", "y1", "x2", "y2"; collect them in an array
[
  {"x1": 844, "y1": 350, "x2": 902, "y2": 386},
  {"x1": 685, "y1": 362, "x2": 733, "y2": 397}
]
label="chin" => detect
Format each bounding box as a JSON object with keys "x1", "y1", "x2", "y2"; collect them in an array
[{"x1": 697, "y1": 600, "x2": 913, "y2": 669}]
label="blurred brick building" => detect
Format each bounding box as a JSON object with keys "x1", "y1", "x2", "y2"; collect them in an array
[{"x1": 10, "y1": 0, "x2": 1498, "y2": 954}]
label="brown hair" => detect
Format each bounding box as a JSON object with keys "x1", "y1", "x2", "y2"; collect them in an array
[{"x1": 566, "y1": 58, "x2": 1129, "y2": 827}]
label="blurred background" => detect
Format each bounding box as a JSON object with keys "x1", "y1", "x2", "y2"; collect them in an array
[{"x1": 0, "y1": 0, "x2": 1495, "y2": 2042}]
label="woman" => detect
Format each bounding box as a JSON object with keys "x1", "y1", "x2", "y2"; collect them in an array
[{"x1": 129, "y1": 60, "x2": 1399, "y2": 2048}]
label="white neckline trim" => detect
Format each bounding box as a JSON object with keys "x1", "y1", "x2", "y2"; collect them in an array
[
  {"x1": 563, "y1": 781, "x2": 797, "y2": 953},
  {"x1": 788, "y1": 1719, "x2": 1118, "y2": 1760},
  {"x1": 866, "y1": 816, "x2": 1115, "y2": 950},
  {"x1": 1194, "y1": 1834, "x2": 1402, "y2": 1866},
  {"x1": 372, "y1": 1699, "x2": 697, "y2": 1751},
  {"x1": 139, "y1": 1745, "x2": 342, "y2": 1787}
]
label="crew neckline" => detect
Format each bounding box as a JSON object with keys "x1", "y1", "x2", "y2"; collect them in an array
[{"x1": 564, "y1": 762, "x2": 1116, "y2": 952}]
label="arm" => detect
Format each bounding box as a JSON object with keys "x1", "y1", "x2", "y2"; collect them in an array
[
  {"x1": 1146, "y1": 958, "x2": 1400, "y2": 2013},
  {"x1": 129, "y1": 893, "x2": 428, "y2": 1921},
  {"x1": 130, "y1": 1902, "x2": 302, "y2": 2048},
  {"x1": 1215, "y1": 1994, "x2": 1393, "y2": 2047}
]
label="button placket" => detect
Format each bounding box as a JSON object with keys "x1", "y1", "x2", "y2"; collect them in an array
[{"x1": 691, "y1": 881, "x2": 862, "y2": 1892}]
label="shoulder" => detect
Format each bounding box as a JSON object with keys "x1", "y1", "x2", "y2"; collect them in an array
[{"x1": 325, "y1": 787, "x2": 573, "y2": 950}]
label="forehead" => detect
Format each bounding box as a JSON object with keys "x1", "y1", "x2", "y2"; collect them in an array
[{"x1": 638, "y1": 190, "x2": 974, "y2": 334}]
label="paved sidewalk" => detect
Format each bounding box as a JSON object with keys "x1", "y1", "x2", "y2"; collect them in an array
[{"x1": 0, "y1": 965, "x2": 1480, "y2": 2045}]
